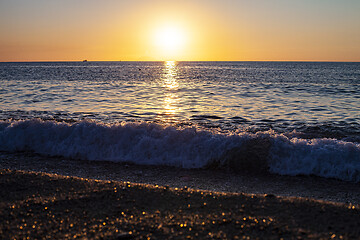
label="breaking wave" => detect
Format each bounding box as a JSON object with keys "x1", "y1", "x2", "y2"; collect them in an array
[{"x1": 1, "y1": 119, "x2": 359, "y2": 182}]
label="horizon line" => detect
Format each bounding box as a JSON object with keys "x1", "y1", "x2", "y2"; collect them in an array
[{"x1": 1, "y1": 60, "x2": 359, "y2": 63}]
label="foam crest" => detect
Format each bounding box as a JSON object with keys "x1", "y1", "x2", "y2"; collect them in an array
[
  {"x1": 1, "y1": 119, "x2": 360, "y2": 182},
  {"x1": 0, "y1": 119, "x2": 245, "y2": 168},
  {"x1": 269, "y1": 135, "x2": 360, "y2": 182}
]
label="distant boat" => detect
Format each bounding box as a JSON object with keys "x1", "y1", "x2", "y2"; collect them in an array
[{"x1": 83, "y1": 60, "x2": 88, "y2": 62}]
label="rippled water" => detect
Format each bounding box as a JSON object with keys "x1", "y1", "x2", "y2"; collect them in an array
[
  {"x1": 1, "y1": 61, "x2": 360, "y2": 181},
  {"x1": 1, "y1": 61, "x2": 359, "y2": 137}
]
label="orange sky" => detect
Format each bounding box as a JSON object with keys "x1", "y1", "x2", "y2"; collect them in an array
[{"x1": 0, "y1": 0, "x2": 359, "y2": 61}]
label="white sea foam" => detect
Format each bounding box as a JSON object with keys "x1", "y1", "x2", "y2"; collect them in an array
[
  {"x1": 269, "y1": 135, "x2": 360, "y2": 182},
  {"x1": 0, "y1": 119, "x2": 246, "y2": 168},
  {"x1": 1, "y1": 119, "x2": 359, "y2": 182}
]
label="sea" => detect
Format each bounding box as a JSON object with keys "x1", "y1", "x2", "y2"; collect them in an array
[{"x1": 0, "y1": 61, "x2": 359, "y2": 182}]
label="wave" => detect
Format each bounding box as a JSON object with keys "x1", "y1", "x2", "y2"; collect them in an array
[
  {"x1": 269, "y1": 136, "x2": 360, "y2": 182},
  {"x1": 1, "y1": 119, "x2": 359, "y2": 182}
]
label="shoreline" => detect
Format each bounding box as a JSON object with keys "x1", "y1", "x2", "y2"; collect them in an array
[
  {"x1": 1, "y1": 168, "x2": 360, "y2": 239},
  {"x1": 1, "y1": 152, "x2": 360, "y2": 204}
]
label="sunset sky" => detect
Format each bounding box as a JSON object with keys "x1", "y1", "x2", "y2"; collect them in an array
[{"x1": 1, "y1": 0, "x2": 359, "y2": 62}]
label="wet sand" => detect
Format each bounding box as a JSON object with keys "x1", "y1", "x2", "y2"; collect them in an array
[
  {"x1": 1, "y1": 168, "x2": 360, "y2": 239},
  {"x1": 1, "y1": 152, "x2": 360, "y2": 204}
]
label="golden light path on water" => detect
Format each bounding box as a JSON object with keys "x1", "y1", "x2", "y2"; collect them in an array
[{"x1": 162, "y1": 61, "x2": 180, "y2": 119}]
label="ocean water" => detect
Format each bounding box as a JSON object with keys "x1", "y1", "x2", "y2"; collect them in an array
[{"x1": 0, "y1": 61, "x2": 359, "y2": 181}]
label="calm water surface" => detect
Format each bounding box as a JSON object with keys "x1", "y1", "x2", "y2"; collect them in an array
[{"x1": 1, "y1": 61, "x2": 359, "y2": 138}]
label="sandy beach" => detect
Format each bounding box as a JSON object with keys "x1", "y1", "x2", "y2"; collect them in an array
[
  {"x1": 1, "y1": 168, "x2": 360, "y2": 239},
  {"x1": 1, "y1": 153, "x2": 360, "y2": 239},
  {"x1": 1, "y1": 152, "x2": 360, "y2": 204}
]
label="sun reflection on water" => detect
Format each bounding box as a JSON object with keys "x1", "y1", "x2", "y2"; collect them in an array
[
  {"x1": 162, "y1": 61, "x2": 180, "y2": 119},
  {"x1": 163, "y1": 93, "x2": 178, "y2": 115},
  {"x1": 163, "y1": 61, "x2": 179, "y2": 90}
]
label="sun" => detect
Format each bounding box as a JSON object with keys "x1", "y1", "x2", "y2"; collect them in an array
[
  {"x1": 156, "y1": 27, "x2": 183, "y2": 50},
  {"x1": 153, "y1": 25, "x2": 186, "y2": 59}
]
